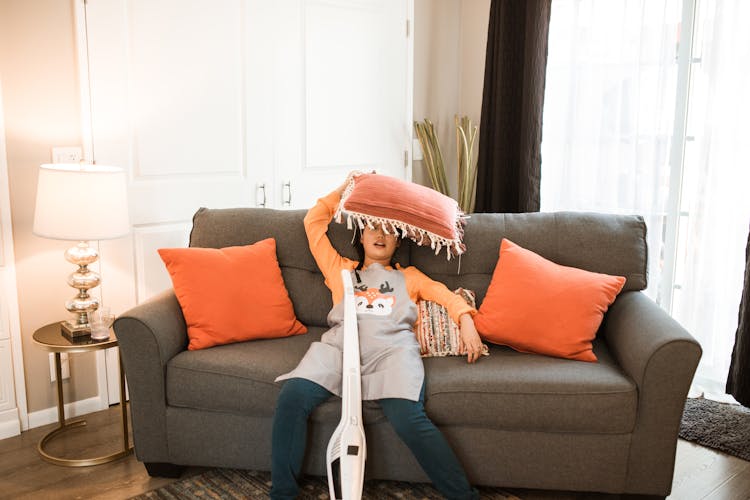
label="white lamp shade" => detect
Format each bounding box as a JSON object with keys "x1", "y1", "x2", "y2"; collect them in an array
[{"x1": 33, "y1": 164, "x2": 131, "y2": 241}]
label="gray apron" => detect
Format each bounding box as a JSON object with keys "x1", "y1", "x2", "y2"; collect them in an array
[{"x1": 275, "y1": 264, "x2": 423, "y2": 401}]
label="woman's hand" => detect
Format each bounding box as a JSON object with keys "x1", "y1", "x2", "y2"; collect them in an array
[{"x1": 459, "y1": 314, "x2": 484, "y2": 364}]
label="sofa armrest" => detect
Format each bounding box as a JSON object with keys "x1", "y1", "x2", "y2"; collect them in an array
[
  {"x1": 114, "y1": 289, "x2": 188, "y2": 463},
  {"x1": 601, "y1": 291, "x2": 702, "y2": 495}
]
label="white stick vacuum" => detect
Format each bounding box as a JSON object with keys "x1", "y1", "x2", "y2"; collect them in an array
[{"x1": 326, "y1": 269, "x2": 367, "y2": 500}]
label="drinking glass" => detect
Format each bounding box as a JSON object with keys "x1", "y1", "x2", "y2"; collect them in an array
[{"x1": 89, "y1": 307, "x2": 114, "y2": 341}]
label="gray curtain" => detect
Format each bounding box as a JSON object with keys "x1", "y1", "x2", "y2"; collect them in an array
[
  {"x1": 474, "y1": 0, "x2": 552, "y2": 213},
  {"x1": 726, "y1": 225, "x2": 750, "y2": 406}
]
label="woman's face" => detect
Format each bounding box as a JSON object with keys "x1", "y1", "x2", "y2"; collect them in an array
[{"x1": 360, "y1": 224, "x2": 400, "y2": 265}]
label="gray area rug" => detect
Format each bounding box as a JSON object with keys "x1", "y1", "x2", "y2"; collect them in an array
[
  {"x1": 131, "y1": 468, "x2": 519, "y2": 499},
  {"x1": 680, "y1": 397, "x2": 750, "y2": 461}
]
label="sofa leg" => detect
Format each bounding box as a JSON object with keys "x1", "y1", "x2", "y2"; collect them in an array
[{"x1": 144, "y1": 462, "x2": 185, "y2": 478}]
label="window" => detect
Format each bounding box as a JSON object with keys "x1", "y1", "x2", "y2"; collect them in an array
[{"x1": 542, "y1": 0, "x2": 750, "y2": 398}]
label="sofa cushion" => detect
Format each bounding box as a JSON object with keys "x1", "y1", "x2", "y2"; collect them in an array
[
  {"x1": 167, "y1": 328, "x2": 320, "y2": 416},
  {"x1": 166, "y1": 326, "x2": 387, "y2": 423},
  {"x1": 188, "y1": 208, "x2": 646, "y2": 327},
  {"x1": 189, "y1": 207, "x2": 409, "y2": 328},
  {"x1": 159, "y1": 239, "x2": 307, "y2": 350},
  {"x1": 474, "y1": 239, "x2": 626, "y2": 362},
  {"x1": 410, "y1": 212, "x2": 647, "y2": 305},
  {"x1": 167, "y1": 333, "x2": 635, "y2": 434},
  {"x1": 423, "y1": 338, "x2": 637, "y2": 434}
]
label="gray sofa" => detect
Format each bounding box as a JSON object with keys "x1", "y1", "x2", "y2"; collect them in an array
[{"x1": 114, "y1": 207, "x2": 701, "y2": 498}]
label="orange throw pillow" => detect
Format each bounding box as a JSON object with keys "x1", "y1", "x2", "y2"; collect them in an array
[
  {"x1": 335, "y1": 172, "x2": 466, "y2": 259},
  {"x1": 474, "y1": 239, "x2": 626, "y2": 362},
  {"x1": 158, "y1": 238, "x2": 306, "y2": 350}
]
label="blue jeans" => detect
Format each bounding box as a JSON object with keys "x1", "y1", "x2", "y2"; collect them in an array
[{"x1": 270, "y1": 377, "x2": 479, "y2": 500}]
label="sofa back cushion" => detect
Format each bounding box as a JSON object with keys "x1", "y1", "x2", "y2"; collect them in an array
[
  {"x1": 189, "y1": 207, "x2": 646, "y2": 326},
  {"x1": 410, "y1": 211, "x2": 647, "y2": 306},
  {"x1": 189, "y1": 207, "x2": 410, "y2": 327}
]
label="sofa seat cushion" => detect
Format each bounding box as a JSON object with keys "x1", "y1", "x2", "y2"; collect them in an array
[
  {"x1": 167, "y1": 331, "x2": 635, "y2": 435},
  {"x1": 166, "y1": 327, "x2": 321, "y2": 417},
  {"x1": 166, "y1": 327, "x2": 386, "y2": 423},
  {"x1": 423, "y1": 338, "x2": 637, "y2": 434}
]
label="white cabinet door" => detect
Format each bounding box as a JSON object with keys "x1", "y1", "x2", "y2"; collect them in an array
[
  {"x1": 85, "y1": 0, "x2": 264, "y2": 303},
  {"x1": 0, "y1": 245, "x2": 24, "y2": 438},
  {"x1": 247, "y1": 0, "x2": 412, "y2": 209},
  {"x1": 0, "y1": 79, "x2": 25, "y2": 437}
]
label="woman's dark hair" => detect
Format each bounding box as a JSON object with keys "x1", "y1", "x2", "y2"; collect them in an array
[
  {"x1": 352, "y1": 226, "x2": 401, "y2": 271},
  {"x1": 353, "y1": 227, "x2": 366, "y2": 270}
]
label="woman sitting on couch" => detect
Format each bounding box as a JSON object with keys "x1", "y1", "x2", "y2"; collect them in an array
[{"x1": 271, "y1": 177, "x2": 484, "y2": 500}]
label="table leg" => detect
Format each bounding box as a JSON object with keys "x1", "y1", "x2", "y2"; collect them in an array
[
  {"x1": 36, "y1": 349, "x2": 133, "y2": 466},
  {"x1": 54, "y1": 353, "x2": 65, "y2": 425},
  {"x1": 38, "y1": 352, "x2": 87, "y2": 465}
]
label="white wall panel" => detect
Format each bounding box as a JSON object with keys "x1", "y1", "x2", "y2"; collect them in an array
[
  {"x1": 306, "y1": 0, "x2": 385, "y2": 169},
  {"x1": 0, "y1": 303, "x2": 6, "y2": 341},
  {"x1": 129, "y1": 0, "x2": 244, "y2": 178},
  {"x1": 277, "y1": 0, "x2": 411, "y2": 209},
  {"x1": 134, "y1": 223, "x2": 191, "y2": 303},
  {"x1": 0, "y1": 340, "x2": 12, "y2": 412},
  {"x1": 0, "y1": 76, "x2": 24, "y2": 433},
  {"x1": 87, "y1": 0, "x2": 256, "y2": 228}
]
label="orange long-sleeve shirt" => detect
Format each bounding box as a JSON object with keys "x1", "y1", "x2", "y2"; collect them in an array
[{"x1": 304, "y1": 190, "x2": 476, "y2": 324}]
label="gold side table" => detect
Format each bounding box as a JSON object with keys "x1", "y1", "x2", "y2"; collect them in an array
[{"x1": 32, "y1": 322, "x2": 133, "y2": 466}]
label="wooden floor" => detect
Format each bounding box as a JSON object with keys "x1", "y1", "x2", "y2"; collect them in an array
[{"x1": 1, "y1": 405, "x2": 749, "y2": 500}]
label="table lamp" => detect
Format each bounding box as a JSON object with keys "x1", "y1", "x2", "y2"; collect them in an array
[{"x1": 33, "y1": 164, "x2": 130, "y2": 338}]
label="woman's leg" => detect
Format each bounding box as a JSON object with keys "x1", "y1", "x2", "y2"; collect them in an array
[
  {"x1": 270, "y1": 378, "x2": 333, "y2": 500},
  {"x1": 378, "y1": 386, "x2": 479, "y2": 500}
]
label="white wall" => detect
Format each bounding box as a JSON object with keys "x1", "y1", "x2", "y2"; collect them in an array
[
  {"x1": 458, "y1": 0, "x2": 491, "y2": 131},
  {"x1": 0, "y1": 0, "x2": 99, "y2": 416},
  {"x1": 413, "y1": 0, "x2": 490, "y2": 198}
]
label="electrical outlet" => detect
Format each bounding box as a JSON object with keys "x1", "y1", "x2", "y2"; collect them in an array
[
  {"x1": 49, "y1": 352, "x2": 70, "y2": 382},
  {"x1": 51, "y1": 146, "x2": 83, "y2": 164},
  {"x1": 412, "y1": 138, "x2": 424, "y2": 161}
]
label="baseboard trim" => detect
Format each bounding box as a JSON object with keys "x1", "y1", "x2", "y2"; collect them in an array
[
  {"x1": 0, "y1": 408, "x2": 21, "y2": 440},
  {"x1": 27, "y1": 396, "x2": 105, "y2": 430}
]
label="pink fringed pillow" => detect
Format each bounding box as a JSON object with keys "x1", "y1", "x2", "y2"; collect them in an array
[{"x1": 335, "y1": 173, "x2": 466, "y2": 258}]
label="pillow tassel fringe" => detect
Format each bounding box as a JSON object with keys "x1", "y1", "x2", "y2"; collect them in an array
[{"x1": 339, "y1": 210, "x2": 466, "y2": 260}]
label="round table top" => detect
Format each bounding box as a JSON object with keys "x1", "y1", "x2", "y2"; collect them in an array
[{"x1": 32, "y1": 322, "x2": 118, "y2": 354}]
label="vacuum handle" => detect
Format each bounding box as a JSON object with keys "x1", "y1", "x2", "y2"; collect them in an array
[{"x1": 325, "y1": 270, "x2": 366, "y2": 500}]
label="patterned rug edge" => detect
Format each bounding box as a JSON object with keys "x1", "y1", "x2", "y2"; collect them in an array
[{"x1": 130, "y1": 468, "x2": 521, "y2": 499}]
